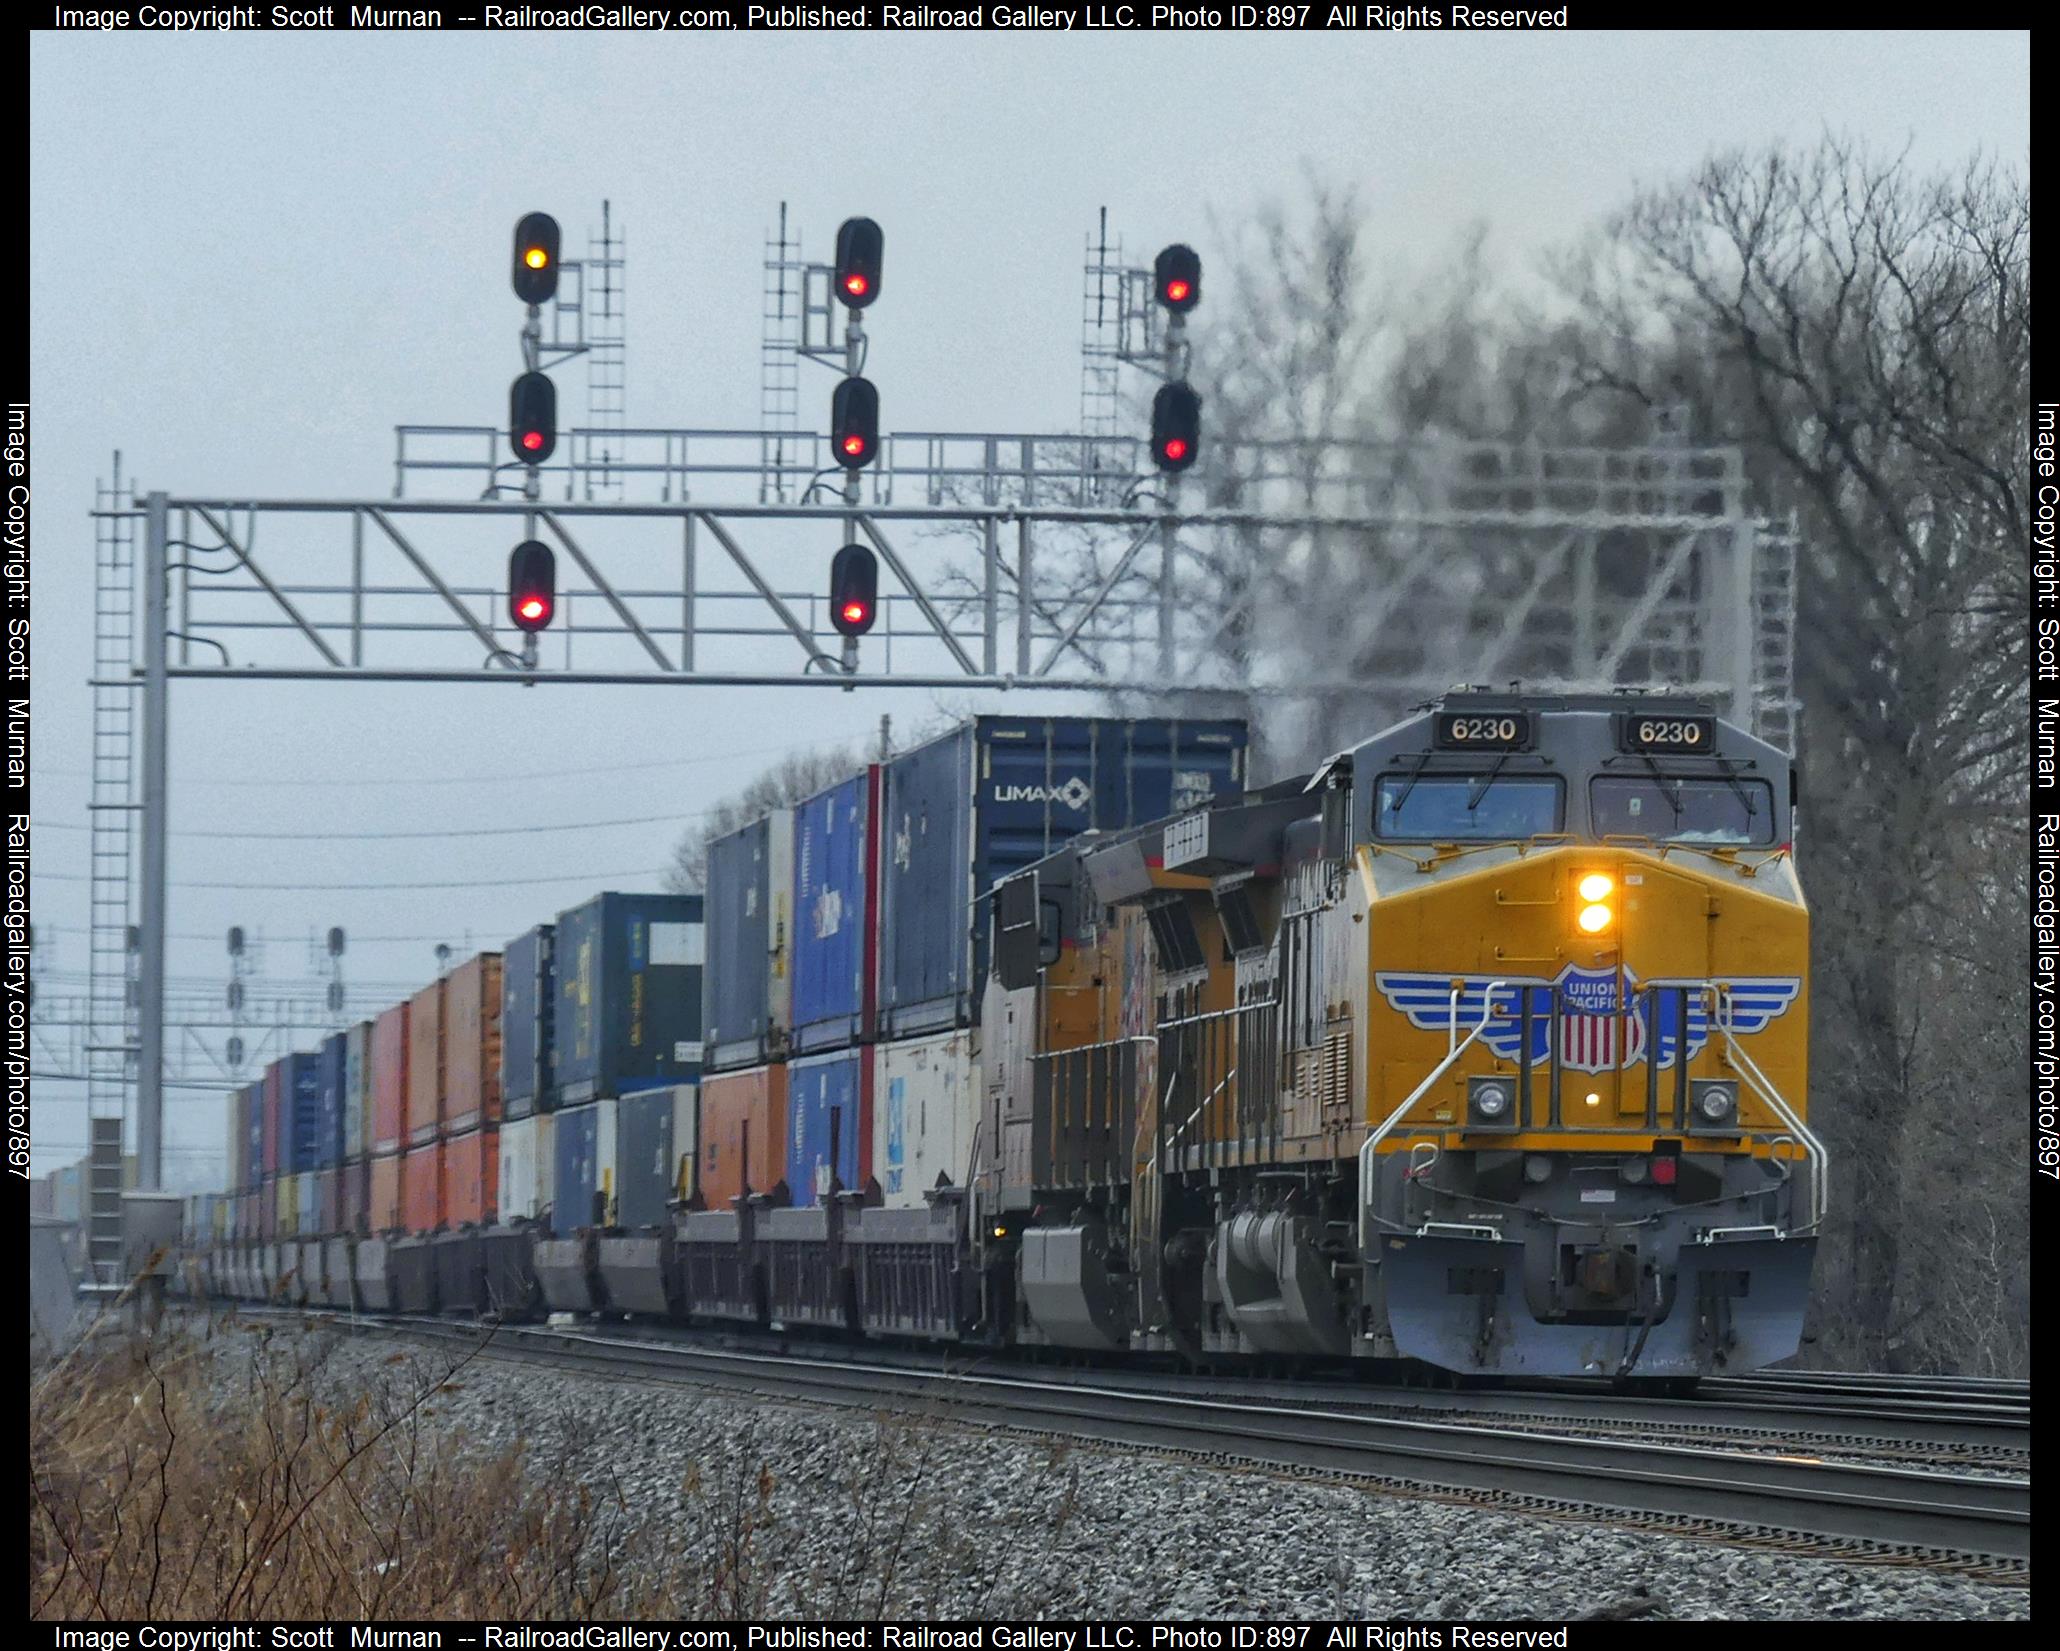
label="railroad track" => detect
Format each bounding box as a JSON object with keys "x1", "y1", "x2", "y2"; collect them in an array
[{"x1": 296, "y1": 1310, "x2": 2028, "y2": 1575}]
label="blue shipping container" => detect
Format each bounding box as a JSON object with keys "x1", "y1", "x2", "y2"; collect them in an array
[
  {"x1": 551, "y1": 1099, "x2": 618, "y2": 1232},
  {"x1": 877, "y1": 717, "x2": 1248, "y2": 1036},
  {"x1": 277, "y1": 1053, "x2": 326, "y2": 1174},
  {"x1": 702, "y1": 812, "x2": 793, "y2": 1071},
  {"x1": 242, "y1": 1081, "x2": 265, "y2": 1189},
  {"x1": 502, "y1": 924, "x2": 556, "y2": 1117},
  {"x1": 316, "y1": 1033, "x2": 348, "y2": 1170},
  {"x1": 784, "y1": 1048, "x2": 867, "y2": 1209},
  {"x1": 790, "y1": 769, "x2": 875, "y2": 1054},
  {"x1": 554, "y1": 893, "x2": 704, "y2": 1106}
]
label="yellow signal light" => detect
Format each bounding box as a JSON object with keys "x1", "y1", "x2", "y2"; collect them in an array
[
  {"x1": 1578, "y1": 873, "x2": 1613, "y2": 902},
  {"x1": 1577, "y1": 903, "x2": 1613, "y2": 934},
  {"x1": 525, "y1": 247, "x2": 550, "y2": 270}
]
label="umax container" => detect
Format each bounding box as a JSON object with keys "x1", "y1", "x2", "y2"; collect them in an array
[
  {"x1": 371, "y1": 1003, "x2": 410, "y2": 1155},
  {"x1": 878, "y1": 717, "x2": 1248, "y2": 1036},
  {"x1": 789, "y1": 768, "x2": 879, "y2": 1055},
  {"x1": 702, "y1": 813, "x2": 793, "y2": 1072},
  {"x1": 554, "y1": 893, "x2": 705, "y2": 1105}
]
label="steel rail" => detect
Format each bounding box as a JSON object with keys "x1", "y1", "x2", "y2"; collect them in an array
[{"x1": 345, "y1": 1315, "x2": 2028, "y2": 1566}]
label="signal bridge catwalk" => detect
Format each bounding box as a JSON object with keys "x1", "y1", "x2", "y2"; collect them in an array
[{"x1": 115, "y1": 427, "x2": 1787, "y2": 715}]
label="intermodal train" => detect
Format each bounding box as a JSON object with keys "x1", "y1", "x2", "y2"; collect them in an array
[{"x1": 181, "y1": 694, "x2": 1821, "y2": 1383}]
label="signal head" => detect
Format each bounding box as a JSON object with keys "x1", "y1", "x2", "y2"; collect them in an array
[
  {"x1": 831, "y1": 376, "x2": 881, "y2": 469},
  {"x1": 829, "y1": 542, "x2": 878, "y2": 637},
  {"x1": 509, "y1": 371, "x2": 557, "y2": 465},
  {"x1": 508, "y1": 539, "x2": 557, "y2": 633},
  {"x1": 1154, "y1": 243, "x2": 1201, "y2": 313},
  {"x1": 1151, "y1": 381, "x2": 1201, "y2": 473},
  {"x1": 834, "y1": 216, "x2": 884, "y2": 310},
  {"x1": 512, "y1": 212, "x2": 562, "y2": 306}
]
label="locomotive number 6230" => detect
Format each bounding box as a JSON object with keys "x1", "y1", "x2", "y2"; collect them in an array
[
  {"x1": 1622, "y1": 714, "x2": 1715, "y2": 753},
  {"x1": 1434, "y1": 712, "x2": 1532, "y2": 751}
]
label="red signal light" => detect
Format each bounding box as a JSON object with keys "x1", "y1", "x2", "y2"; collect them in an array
[
  {"x1": 1162, "y1": 437, "x2": 1189, "y2": 462},
  {"x1": 1166, "y1": 279, "x2": 1190, "y2": 303},
  {"x1": 844, "y1": 272, "x2": 869, "y2": 297},
  {"x1": 842, "y1": 600, "x2": 868, "y2": 625},
  {"x1": 518, "y1": 597, "x2": 547, "y2": 622},
  {"x1": 521, "y1": 430, "x2": 544, "y2": 452},
  {"x1": 842, "y1": 434, "x2": 866, "y2": 457}
]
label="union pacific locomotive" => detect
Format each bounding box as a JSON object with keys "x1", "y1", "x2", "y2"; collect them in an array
[{"x1": 186, "y1": 692, "x2": 1819, "y2": 1384}]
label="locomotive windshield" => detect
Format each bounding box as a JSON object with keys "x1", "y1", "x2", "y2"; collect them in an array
[
  {"x1": 1374, "y1": 773, "x2": 1563, "y2": 841},
  {"x1": 1591, "y1": 776, "x2": 1776, "y2": 845}
]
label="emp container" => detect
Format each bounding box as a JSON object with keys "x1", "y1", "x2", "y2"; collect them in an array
[
  {"x1": 877, "y1": 716, "x2": 1249, "y2": 1037},
  {"x1": 790, "y1": 767, "x2": 880, "y2": 1056},
  {"x1": 501, "y1": 924, "x2": 556, "y2": 1118},
  {"x1": 702, "y1": 811, "x2": 794, "y2": 1072},
  {"x1": 553, "y1": 892, "x2": 705, "y2": 1106}
]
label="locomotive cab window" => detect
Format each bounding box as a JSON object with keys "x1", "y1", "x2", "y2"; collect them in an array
[
  {"x1": 1374, "y1": 774, "x2": 1563, "y2": 841},
  {"x1": 1591, "y1": 776, "x2": 1776, "y2": 845}
]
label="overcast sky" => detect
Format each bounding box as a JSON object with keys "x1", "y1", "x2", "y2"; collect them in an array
[{"x1": 27, "y1": 29, "x2": 2028, "y2": 1181}]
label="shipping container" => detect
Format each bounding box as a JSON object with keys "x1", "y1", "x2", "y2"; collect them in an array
[
  {"x1": 555, "y1": 892, "x2": 705, "y2": 1104},
  {"x1": 225, "y1": 1087, "x2": 249, "y2": 1192},
  {"x1": 316, "y1": 1165, "x2": 341, "y2": 1234},
  {"x1": 369, "y1": 1152, "x2": 403, "y2": 1233},
  {"x1": 343, "y1": 1021, "x2": 372, "y2": 1160},
  {"x1": 875, "y1": 1029, "x2": 978, "y2": 1210},
  {"x1": 242, "y1": 1081, "x2": 265, "y2": 1189},
  {"x1": 501, "y1": 924, "x2": 555, "y2": 1117},
  {"x1": 316, "y1": 1033, "x2": 348, "y2": 1170},
  {"x1": 551, "y1": 1099, "x2": 619, "y2": 1230},
  {"x1": 497, "y1": 1112, "x2": 556, "y2": 1225},
  {"x1": 878, "y1": 717, "x2": 1248, "y2": 1036},
  {"x1": 785, "y1": 1047, "x2": 871, "y2": 1208},
  {"x1": 445, "y1": 953, "x2": 504, "y2": 1133},
  {"x1": 272, "y1": 1173, "x2": 296, "y2": 1239},
  {"x1": 262, "y1": 1062, "x2": 284, "y2": 1177},
  {"x1": 615, "y1": 1084, "x2": 698, "y2": 1230},
  {"x1": 698, "y1": 1065, "x2": 788, "y2": 1209},
  {"x1": 401, "y1": 1139, "x2": 445, "y2": 1234},
  {"x1": 703, "y1": 812, "x2": 794, "y2": 1072},
  {"x1": 790, "y1": 767, "x2": 880, "y2": 1055},
  {"x1": 275, "y1": 1052, "x2": 325, "y2": 1174},
  {"x1": 296, "y1": 1170, "x2": 320, "y2": 1237},
  {"x1": 371, "y1": 1002, "x2": 410, "y2": 1155},
  {"x1": 406, "y1": 977, "x2": 446, "y2": 1147},
  {"x1": 443, "y1": 1126, "x2": 500, "y2": 1228},
  {"x1": 339, "y1": 1155, "x2": 368, "y2": 1234}
]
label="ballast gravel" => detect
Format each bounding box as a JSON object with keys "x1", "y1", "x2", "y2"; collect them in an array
[{"x1": 200, "y1": 1318, "x2": 2026, "y2": 1622}]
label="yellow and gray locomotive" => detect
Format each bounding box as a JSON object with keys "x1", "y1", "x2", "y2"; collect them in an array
[{"x1": 978, "y1": 690, "x2": 1818, "y2": 1380}]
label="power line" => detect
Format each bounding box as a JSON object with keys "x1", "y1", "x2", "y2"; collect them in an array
[
  {"x1": 34, "y1": 867, "x2": 673, "y2": 892},
  {"x1": 32, "y1": 808, "x2": 705, "y2": 842}
]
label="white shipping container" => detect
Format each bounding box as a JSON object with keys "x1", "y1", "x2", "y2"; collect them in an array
[
  {"x1": 673, "y1": 1084, "x2": 699, "y2": 1203},
  {"x1": 498, "y1": 1112, "x2": 556, "y2": 1223},
  {"x1": 296, "y1": 1171, "x2": 321, "y2": 1237},
  {"x1": 874, "y1": 1030, "x2": 978, "y2": 1210},
  {"x1": 344, "y1": 1020, "x2": 372, "y2": 1160}
]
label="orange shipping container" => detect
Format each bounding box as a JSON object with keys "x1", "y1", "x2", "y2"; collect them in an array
[
  {"x1": 443, "y1": 1125, "x2": 500, "y2": 1227},
  {"x1": 406, "y1": 977, "x2": 446, "y2": 1147},
  {"x1": 371, "y1": 1003, "x2": 410, "y2": 1155},
  {"x1": 443, "y1": 954, "x2": 504, "y2": 1134},
  {"x1": 698, "y1": 1065, "x2": 788, "y2": 1209},
  {"x1": 369, "y1": 1152, "x2": 404, "y2": 1233},
  {"x1": 401, "y1": 1138, "x2": 445, "y2": 1234}
]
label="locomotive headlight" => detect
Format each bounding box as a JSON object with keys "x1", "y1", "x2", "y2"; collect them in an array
[
  {"x1": 1692, "y1": 1080, "x2": 1739, "y2": 1128},
  {"x1": 1469, "y1": 1077, "x2": 1515, "y2": 1127},
  {"x1": 1577, "y1": 873, "x2": 1614, "y2": 902},
  {"x1": 1577, "y1": 903, "x2": 1613, "y2": 934}
]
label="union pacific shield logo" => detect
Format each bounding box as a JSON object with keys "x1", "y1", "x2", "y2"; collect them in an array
[{"x1": 1374, "y1": 965, "x2": 1800, "y2": 1075}]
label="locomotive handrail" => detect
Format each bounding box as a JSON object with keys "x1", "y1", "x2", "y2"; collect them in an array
[{"x1": 1358, "y1": 979, "x2": 1512, "y2": 1251}]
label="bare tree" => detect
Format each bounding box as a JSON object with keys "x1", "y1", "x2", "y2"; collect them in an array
[{"x1": 663, "y1": 744, "x2": 865, "y2": 893}]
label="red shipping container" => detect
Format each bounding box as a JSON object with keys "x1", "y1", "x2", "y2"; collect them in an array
[
  {"x1": 401, "y1": 1138, "x2": 445, "y2": 1234},
  {"x1": 443, "y1": 1126, "x2": 500, "y2": 1227},
  {"x1": 443, "y1": 954, "x2": 504, "y2": 1134},
  {"x1": 339, "y1": 1157, "x2": 369, "y2": 1233},
  {"x1": 699, "y1": 1065, "x2": 788, "y2": 1209},
  {"x1": 406, "y1": 978, "x2": 446, "y2": 1147},
  {"x1": 262, "y1": 1061, "x2": 284, "y2": 1177},
  {"x1": 371, "y1": 1002, "x2": 410, "y2": 1154},
  {"x1": 369, "y1": 1152, "x2": 403, "y2": 1233}
]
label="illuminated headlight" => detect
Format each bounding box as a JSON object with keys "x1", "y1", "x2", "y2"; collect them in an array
[
  {"x1": 1469, "y1": 1077, "x2": 1515, "y2": 1127},
  {"x1": 1691, "y1": 1080, "x2": 1739, "y2": 1127}
]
